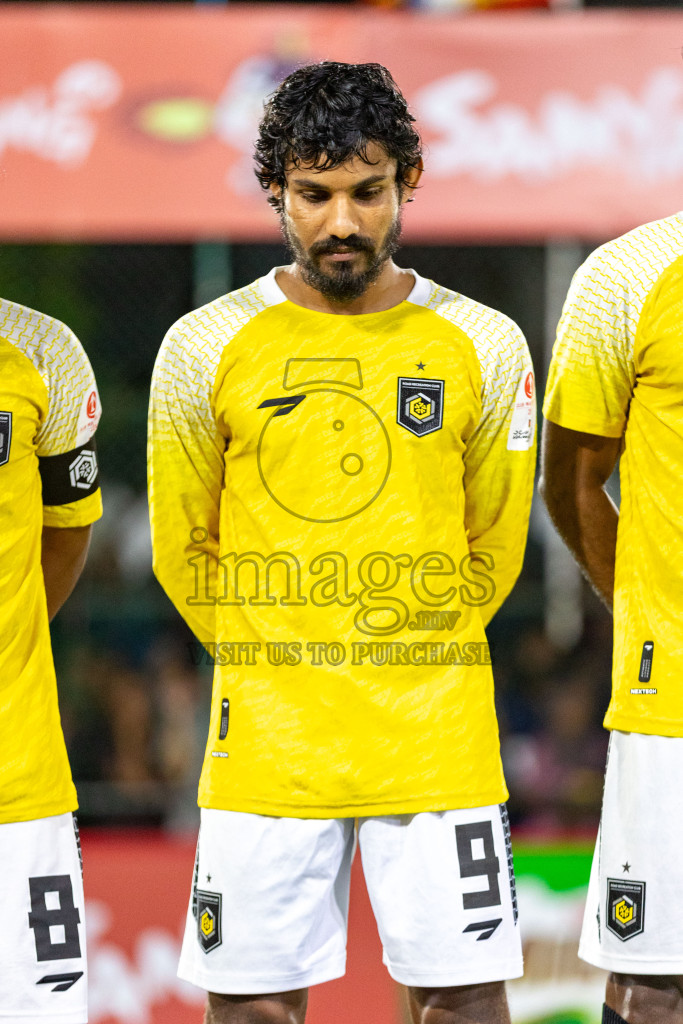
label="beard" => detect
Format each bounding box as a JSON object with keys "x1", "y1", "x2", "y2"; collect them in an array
[{"x1": 280, "y1": 211, "x2": 402, "y2": 303}]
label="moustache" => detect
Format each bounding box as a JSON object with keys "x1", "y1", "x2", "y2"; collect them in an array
[{"x1": 309, "y1": 237, "x2": 374, "y2": 257}]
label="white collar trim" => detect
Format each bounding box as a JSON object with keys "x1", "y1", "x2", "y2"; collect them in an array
[{"x1": 258, "y1": 266, "x2": 432, "y2": 312}]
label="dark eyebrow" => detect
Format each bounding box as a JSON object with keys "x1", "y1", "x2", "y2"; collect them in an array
[{"x1": 290, "y1": 174, "x2": 388, "y2": 190}]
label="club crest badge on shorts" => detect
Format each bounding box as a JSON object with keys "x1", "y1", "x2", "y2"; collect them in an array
[
  {"x1": 196, "y1": 890, "x2": 223, "y2": 953},
  {"x1": 606, "y1": 878, "x2": 646, "y2": 941},
  {"x1": 397, "y1": 378, "x2": 444, "y2": 437}
]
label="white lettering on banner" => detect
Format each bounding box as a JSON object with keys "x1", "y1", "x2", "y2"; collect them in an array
[
  {"x1": 0, "y1": 61, "x2": 121, "y2": 166},
  {"x1": 415, "y1": 67, "x2": 683, "y2": 183},
  {"x1": 86, "y1": 901, "x2": 204, "y2": 1023}
]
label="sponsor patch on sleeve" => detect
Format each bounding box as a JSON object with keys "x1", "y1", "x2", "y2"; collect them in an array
[
  {"x1": 75, "y1": 386, "x2": 101, "y2": 447},
  {"x1": 507, "y1": 370, "x2": 535, "y2": 451}
]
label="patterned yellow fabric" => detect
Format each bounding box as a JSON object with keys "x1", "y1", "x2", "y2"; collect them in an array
[
  {"x1": 544, "y1": 213, "x2": 683, "y2": 736},
  {"x1": 0, "y1": 299, "x2": 102, "y2": 824},
  {"x1": 149, "y1": 271, "x2": 535, "y2": 817}
]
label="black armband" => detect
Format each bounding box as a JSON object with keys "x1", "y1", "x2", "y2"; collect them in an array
[{"x1": 39, "y1": 439, "x2": 99, "y2": 506}]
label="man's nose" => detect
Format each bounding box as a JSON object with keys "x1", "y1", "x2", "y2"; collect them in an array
[{"x1": 325, "y1": 196, "x2": 360, "y2": 239}]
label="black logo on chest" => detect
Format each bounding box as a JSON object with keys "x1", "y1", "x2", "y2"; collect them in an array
[{"x1": 397, "y1": 378, "x2": 444, "y2": 437}]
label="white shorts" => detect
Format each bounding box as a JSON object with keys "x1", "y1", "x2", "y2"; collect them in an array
[
  {"x1": 178, "y1": 804, "x2": 523, "y2": 995},
  {"x1": 580, "y1": 731, "x2": 683, "y2": 974},
  {"x1": 0, "y1": 813, "x2": 87, "y2": 1024}
]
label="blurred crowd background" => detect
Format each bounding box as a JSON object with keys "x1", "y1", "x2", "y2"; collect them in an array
[{"x1": 8, "y1": 0, "x2": 669, "y2": 837}]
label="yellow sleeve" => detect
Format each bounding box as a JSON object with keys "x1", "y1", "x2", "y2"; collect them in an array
[
  {"x1": 543, "y1": 249, "x2": 635, "y2": 437},
  {"x1": 43, "y1": 491, "x2": 103, "y2": 529},
  {"x1": 463, "y1": 321, "x2": 536, "y2": 626},
  {"x1": 148, "y1": 321, "x2": 227, "y2": 647},
  {"x1": 33, "y1": 315, "x2": 103, "y2": 527}
]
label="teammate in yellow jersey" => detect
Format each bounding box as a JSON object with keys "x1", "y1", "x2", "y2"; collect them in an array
[
  {"x1": 149, "y1": 62, "x2": 535, "y2": 1024},
  {"x1": 541, "y1": 213, "x2": 683, "y2": 1024},
  {"x1": 0, "y1": 298, "x2": 102, "y2": 1024}
]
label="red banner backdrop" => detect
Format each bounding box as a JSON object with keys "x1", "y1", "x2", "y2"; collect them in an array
[{"x1": 1, "y1": 5, "x2": 683, "y2": 241}]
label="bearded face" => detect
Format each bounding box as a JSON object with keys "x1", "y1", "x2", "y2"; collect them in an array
[{"x1": 280, "y1": 208, "x2": 402, "y2": 304}]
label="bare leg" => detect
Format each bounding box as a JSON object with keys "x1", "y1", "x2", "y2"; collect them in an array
[
  {"x1": 606, "y1": 973, "x2": 683, "y2": 1024},
  {"x1": 204, "y1": 989, "x2": 308, "y2": 1024},
  {"x1": 406, "y1": 981, "x2": 511, "y2": 1024}
]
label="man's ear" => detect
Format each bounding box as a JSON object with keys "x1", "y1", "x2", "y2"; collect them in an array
[
  {"x1": 401, "y1": 158, "x2": 424, "y2": 204},
  {"x1": 269, "y1": 182, "x2": 283, "y2": 207}
]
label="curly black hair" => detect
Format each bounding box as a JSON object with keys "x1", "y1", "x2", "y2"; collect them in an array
[{"x1": 254, "y1": 61, "x2": 422, "y2": 208}]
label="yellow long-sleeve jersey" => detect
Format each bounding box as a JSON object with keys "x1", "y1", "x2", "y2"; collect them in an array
[
  {"x1": 0, "y1": 299, "x2": 102, "y2": 824},
  {"x1": 544, "y1": 213, "x2": 683, "y2": 738},
  {"x1": 149, "y1": 270, "x2": 535, "y2": 817}
]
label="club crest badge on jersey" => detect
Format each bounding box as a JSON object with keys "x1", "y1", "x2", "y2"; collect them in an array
[
  {"x1": 397, "y1": 378, "x2": 444, "y2": 437},
  {"x1": 606, "y1": 878, "x2": 646, "y2": 941},
  {"x1": 196, "y1": 890, "x2": 223, "y2": 953},
  {"x1": 0, "y1": 412, "x2": 12, "y2": 467}
]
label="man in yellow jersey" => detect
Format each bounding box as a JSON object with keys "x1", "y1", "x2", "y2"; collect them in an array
[
  {"x1": 0, "y1": 299, "x2": 102, "y2": 1024},
  {"x1": 149, "y1": 62, "x2": 535, "y2": 1024},
  {"x1": 541, "y1": 213, "x2": 683, "y2": 1024}
]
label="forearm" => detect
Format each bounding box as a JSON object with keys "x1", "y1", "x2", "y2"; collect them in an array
[
  {"x1": 41, "y1": 524, "x2": 92, "y2": 621},
  {"x1": 540, "y1": 422, "x2": 621, "y2": 612},
  {"x1": 547, "y1": 480, "x2": 618, "y2": 610}
]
